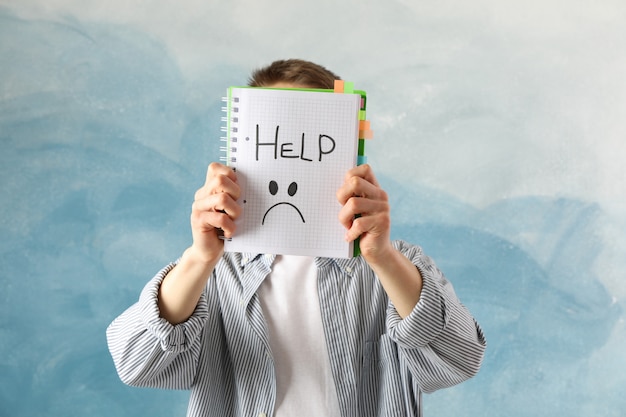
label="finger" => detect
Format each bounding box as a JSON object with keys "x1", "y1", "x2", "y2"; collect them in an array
[
  {"x1": 338, "y1": 197, "x2": 389, "y2": 227},
  {"x1": 193, "y1": 192, "x2": 242, "y2": 220},
  {"x1": 343, "y1": 213, "x2": 390, "y2": 243},
  {"x1": 206, "y1": 162, "x2": 237, "y2": 185},
  {"x1": 195, "y1": 169, "x2": 241, "y2": 202},
  {"x1": 195, "y1": 162, "x2": 239, "y2": 198},
  {"x1": 337, "y1": 175, "x2": 388, "y2": 206},
  {"x1": 344, "y1": 164, "x2": 380, "y2": 187},
  {"x1": 192, "y1": 210, "x2": 237, "y2": 238}
]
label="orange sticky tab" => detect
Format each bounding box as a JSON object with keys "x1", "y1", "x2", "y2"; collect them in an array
[
  {"x1": 359, "y1": 120, "x2": 370, "y2": 130},
  {"x1": 359, "y1": 129, "x2": 374, "y2": 139},
  {"x1": 334, "y1": 80, "x2": 344, "y2": 93}
]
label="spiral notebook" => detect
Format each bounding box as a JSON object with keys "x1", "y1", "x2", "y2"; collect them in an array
[{"x1": 220, "y1": 82, "x2": 372, "y2": 258}]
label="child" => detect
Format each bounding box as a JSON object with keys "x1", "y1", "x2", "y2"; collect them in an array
[{"x1": 107, "y1": 59, "x2": 486, "y2": 417}]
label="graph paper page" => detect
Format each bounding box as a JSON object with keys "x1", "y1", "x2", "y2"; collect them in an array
[{"x1": 223, "y1": 87, "x2": 361, "y2": 258}]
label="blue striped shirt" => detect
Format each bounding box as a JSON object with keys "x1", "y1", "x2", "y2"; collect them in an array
[{"x1": 107, "y1": 240, "x2": 486, "y2": 417}]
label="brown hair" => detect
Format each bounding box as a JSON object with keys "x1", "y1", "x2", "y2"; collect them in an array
[{"x1": 247, "y1": 59, "x2": 341, "y2": 89}]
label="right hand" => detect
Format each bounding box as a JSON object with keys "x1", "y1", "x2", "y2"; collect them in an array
[{"x1": 189, "y1": 162, "x2": 242, "y2": 264}]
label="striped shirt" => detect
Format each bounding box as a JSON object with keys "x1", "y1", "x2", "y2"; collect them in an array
[{"x1": 106, "y1": 240, "x2": 486, "y2": 417}]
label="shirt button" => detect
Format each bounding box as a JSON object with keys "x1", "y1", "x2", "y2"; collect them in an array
[
  {"x1": 346, "y1": 266, "x2": 353, "y2": 273},
  {"x1": 259, "y1": 413, "x2": 267, "y2": 417}
]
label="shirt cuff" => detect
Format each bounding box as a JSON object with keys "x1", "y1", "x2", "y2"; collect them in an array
[{"x1": 138, "y1": 262, "x2": 209, "y2": 353}]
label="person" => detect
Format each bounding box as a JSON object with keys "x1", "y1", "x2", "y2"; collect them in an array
[{"x1": 106, "y1": 59, "x2": 486, "y2": 417}]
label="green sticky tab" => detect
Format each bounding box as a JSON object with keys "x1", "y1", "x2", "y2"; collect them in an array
[
  {"x1": 359, "y1": 109, "x2": 366, "y2": 120},
  {"x1": 358, "y1": 139, "x2": 365, "y2": 155},
  {"x1": 343, "y1": 81, "x2": 354, "y2": 94}
]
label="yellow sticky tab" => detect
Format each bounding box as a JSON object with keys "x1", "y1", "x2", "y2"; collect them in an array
[{"x1": 334, "y1": 80, "x2": 344, "y2": 93}]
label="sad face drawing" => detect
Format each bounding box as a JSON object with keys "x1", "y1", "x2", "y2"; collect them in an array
[{"x1": 261, "y1": 180, "x2": 305, "y2": 225}]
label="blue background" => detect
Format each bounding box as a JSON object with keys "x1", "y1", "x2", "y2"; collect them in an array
[{"x1": 1, "y1": 1, "x2": 625, "y2": 416}]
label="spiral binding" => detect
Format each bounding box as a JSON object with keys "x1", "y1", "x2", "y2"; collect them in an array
[{"x1": 220, "y1": 95, "x2": 240, "y2": 165}]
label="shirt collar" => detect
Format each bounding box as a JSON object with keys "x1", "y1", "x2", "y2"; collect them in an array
[
  {"x1": 315, "y1": 256, "x2": 361, "y2": 278},
  {"x1": 235, "y1": 253, "x2": 364, "y2": 305},
  {"x1": 237, "y1": 253, "x2": 274, "y2": 305}
]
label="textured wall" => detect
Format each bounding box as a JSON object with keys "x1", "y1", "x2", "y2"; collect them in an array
[{"x1": 1, "y1": 1, "x2": 624, "y2": 416}]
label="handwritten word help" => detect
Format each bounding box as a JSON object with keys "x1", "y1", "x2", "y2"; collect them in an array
[{"x1": 250, "y1": 125, "x2": 336, "y2": 162}]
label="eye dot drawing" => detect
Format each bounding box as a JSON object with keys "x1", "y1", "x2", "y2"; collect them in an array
[
  {"x1": 287, "y1": 181, "x2": 297, "y2": 196},
  {"x1": 262, "y1": 180, "x2": 305, "y2": 225},
  {"x1": 269, "y1": 180, "x2": 278, "y2": 195}
]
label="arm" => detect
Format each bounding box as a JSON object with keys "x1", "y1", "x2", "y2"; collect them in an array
[
  {"x1": 159, "y1": 162, "x2": 241, "y2": 324},
  {"x1": 336, "y1": 164, "x2": 422, "y2": 318},
  {"x1": 337, "y1": 165, "x2": 486, "y2": 391},
  {"x1": 387, "y1": 241, "x2": 486, "y2": 392},
  {"x1": 107, "y1": 162, "x2": 242, "y2": 387}
]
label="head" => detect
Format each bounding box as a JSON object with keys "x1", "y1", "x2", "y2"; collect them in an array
[{"x1": 247, "y1": 59, "x2": 341, "y2": 89}]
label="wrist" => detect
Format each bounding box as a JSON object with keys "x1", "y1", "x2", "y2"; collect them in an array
[
  {"x1": 360, "y1": 241, "x2": 396, "y2": 266},
  {"x1": 182, "y1": 245, "x2": 222, "y2": 270}
]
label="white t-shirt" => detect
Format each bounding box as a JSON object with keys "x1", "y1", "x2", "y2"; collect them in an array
[{"x1": 257, "y1": 255, "x2": 341, "y2": 416}]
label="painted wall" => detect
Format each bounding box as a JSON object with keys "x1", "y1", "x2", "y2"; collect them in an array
[{"x1": 1, "y1": 1, "x2": 624, "y2": 416}]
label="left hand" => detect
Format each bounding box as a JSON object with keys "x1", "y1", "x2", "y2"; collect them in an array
[{"x1": 336, "y1": 164, "x2": 394, "y2": 263}]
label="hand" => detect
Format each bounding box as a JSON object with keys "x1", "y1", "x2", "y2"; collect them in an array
[
  {"x1": 336, "y1": 164, "x2": 393, "y2": 263},
  {"x1": 189, "y1": 162, "x2": 242, "y2": 263}
]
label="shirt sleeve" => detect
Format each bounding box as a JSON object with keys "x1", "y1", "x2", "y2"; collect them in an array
[
  {"x1": 106, "y1": 262, "x2": 210, "y2": 389},
  {"x1": 385, "y1": 241, "x2": 487, "y2": 393}
]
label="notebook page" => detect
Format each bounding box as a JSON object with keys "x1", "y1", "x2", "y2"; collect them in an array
[{"x1": 224, "y1": 87, "x2": 361, "y2": 258}]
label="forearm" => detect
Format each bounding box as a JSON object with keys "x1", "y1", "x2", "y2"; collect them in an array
[
  {"x1": 158, "y1": 246, "x2": 219, "y2": 324},
  {"x1": 366, "y1": 246, "x2": 424, "y2": 318},
  {"x1": 157, "y1": 162, "x2": 240, "y2": 324}
]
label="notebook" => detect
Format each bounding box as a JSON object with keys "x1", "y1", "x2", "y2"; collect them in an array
[{"x1": 220, "y1": 81, "x2": 372, "y2": 258}]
